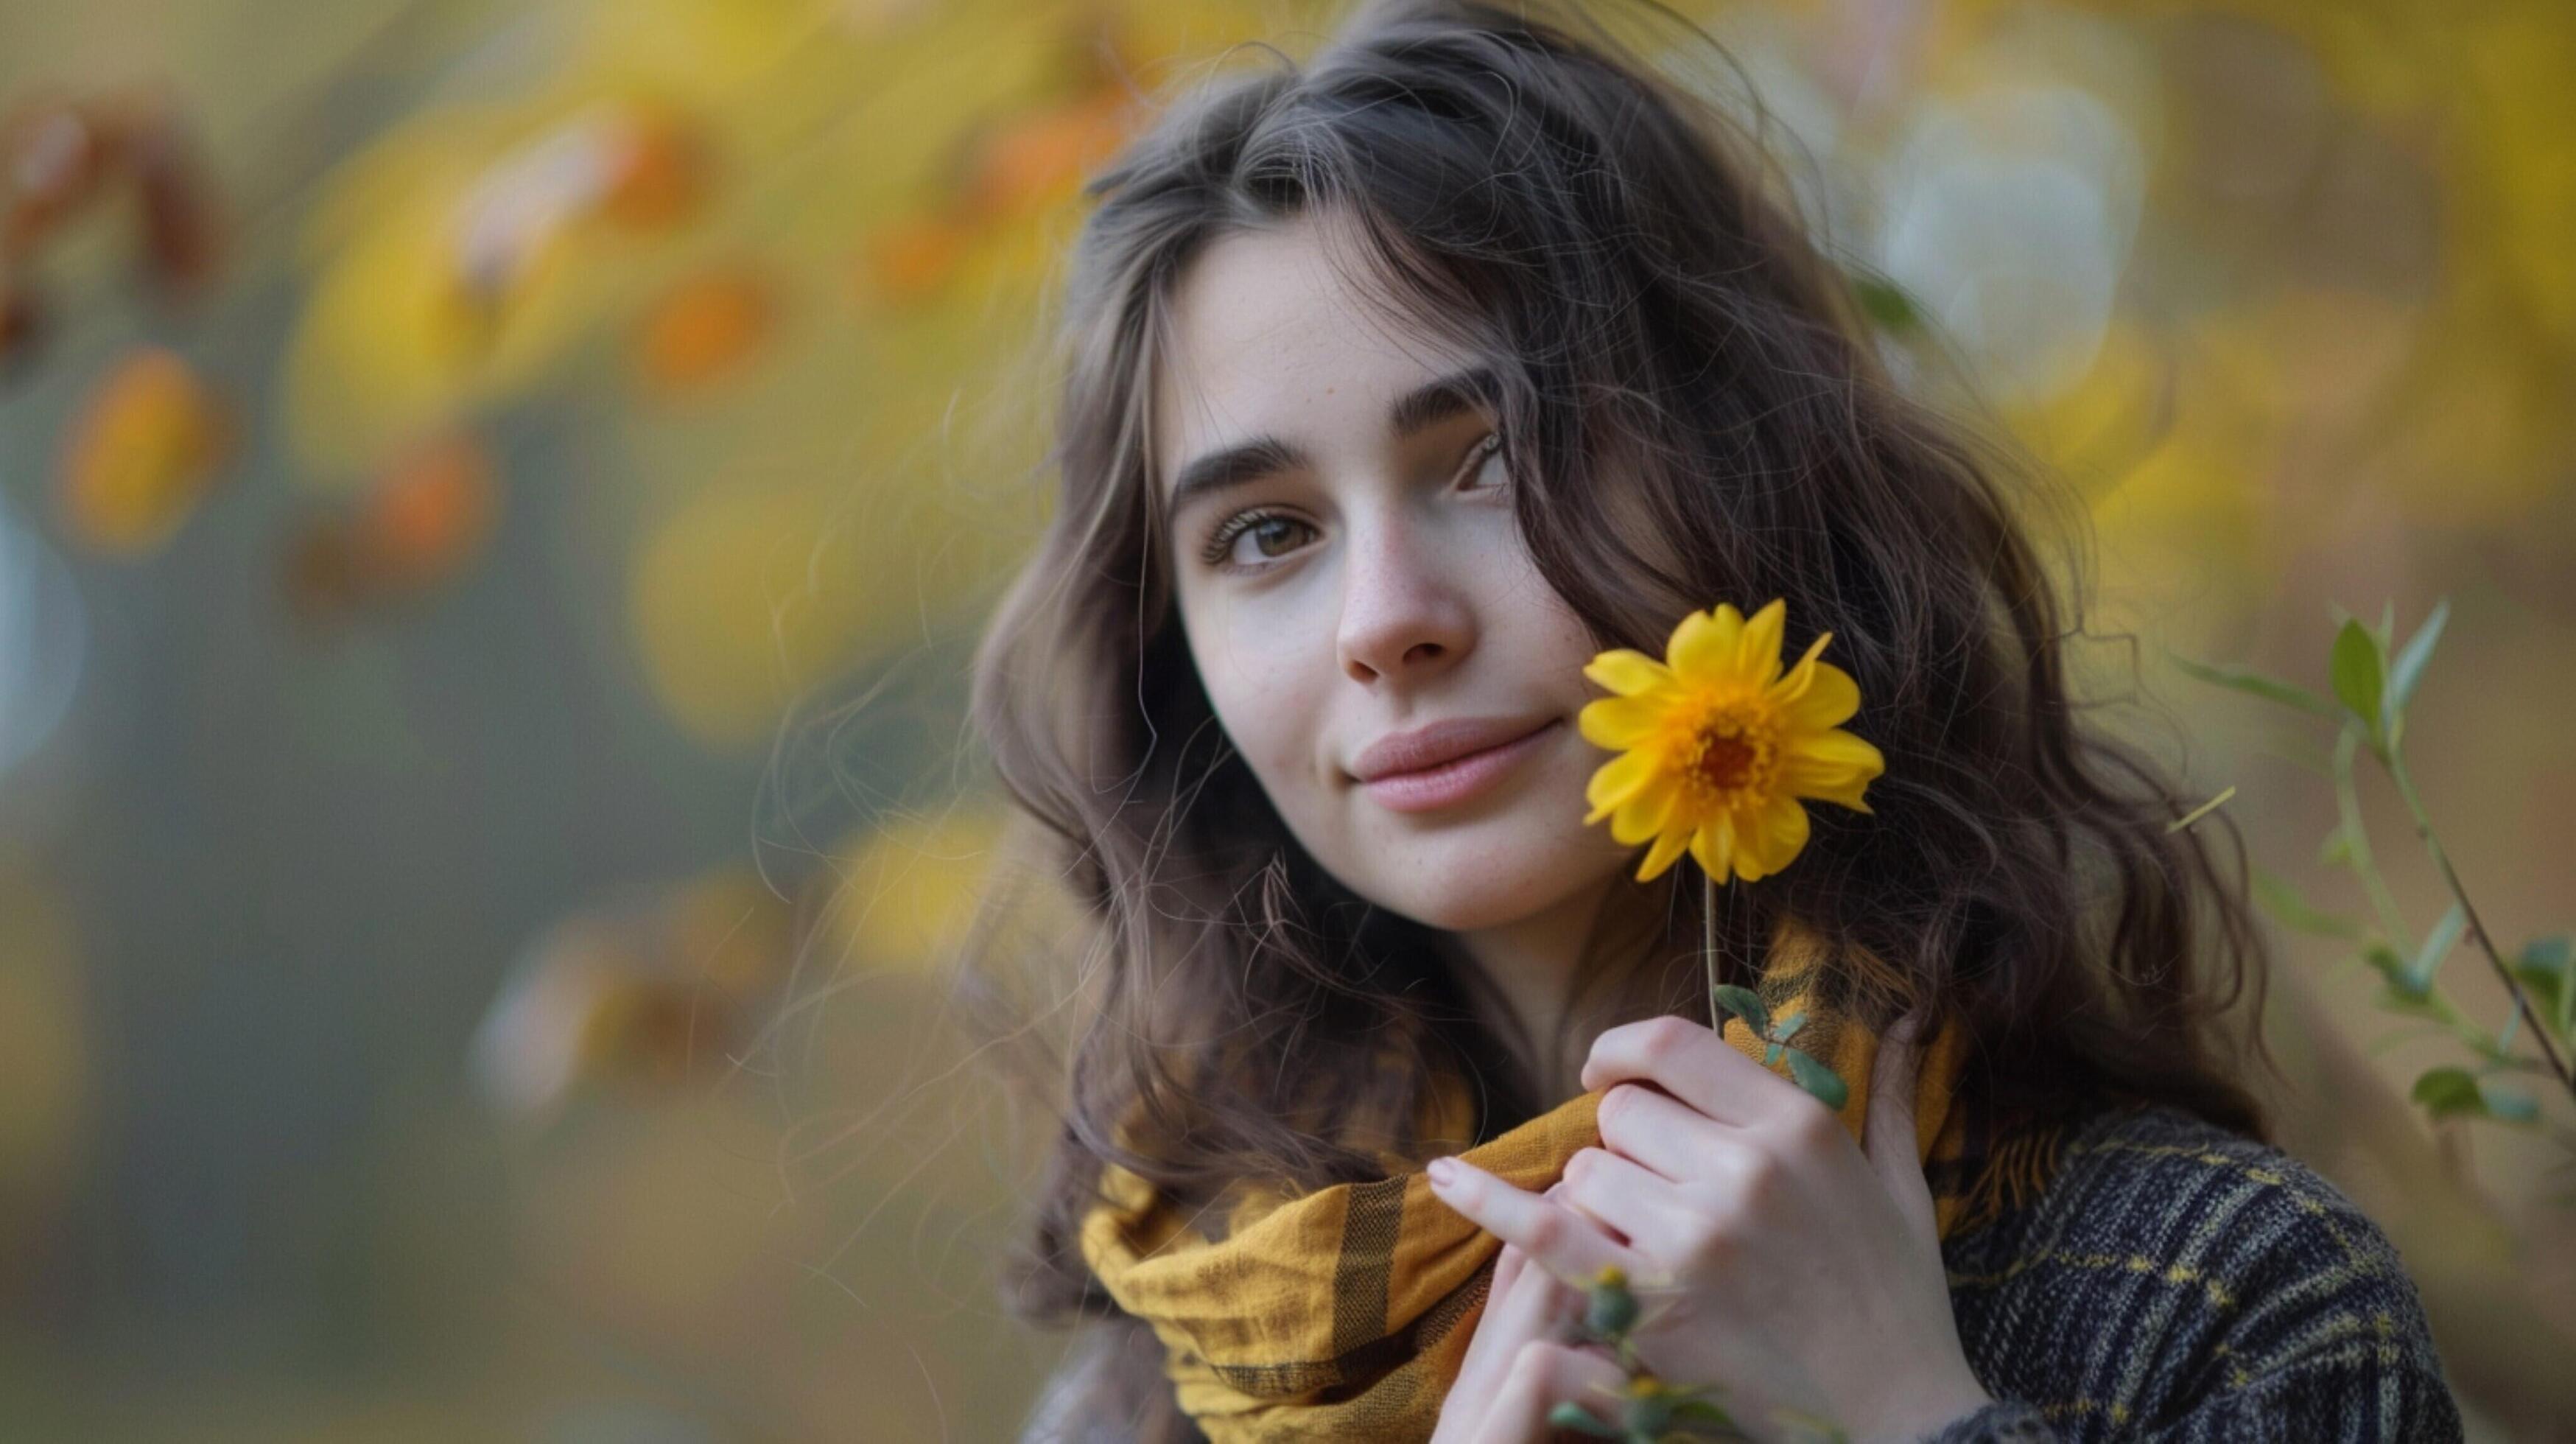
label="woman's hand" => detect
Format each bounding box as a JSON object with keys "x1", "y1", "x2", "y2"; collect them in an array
[
  {"x1": 1424, "y1": 1012, "x2": 1993, "y2": 1443},
  {"x1": 1429, "y1": 1201, "x2": 1629, "y2": 1443}
]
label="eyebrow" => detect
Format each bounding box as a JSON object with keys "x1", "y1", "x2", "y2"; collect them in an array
[{"x1": 1163, "y1": 365, "x2": 1500, "y2": 526}]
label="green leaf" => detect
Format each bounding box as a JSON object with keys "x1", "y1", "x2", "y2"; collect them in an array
[
  {"x1": 2407, "y1": 903, "x2": 2466, "y2": 994},
  {"x1": 1772, "y1": 1010, "x2": 1807, "y2": 1042},
  {"x1": 2516, "y1": 935, "x2": 2574, "y2": 1039},
  {"x1": 2361, "y1": 942, "x2": 2411, "y2": 989},
  {"x1": 2329, "y1": 619, "x2": 2385, "y2": 739},
  {"x1": 1851, "y1": 273, "x2": 1922, "y2": 334},
  {"x1": 2478, "y1": 1082, "x2": 2539, "y2": 1124},
  {"x1": 1668, "y1": 1400, "x2": 1738, "y2": 1426},
  {"x1": 2317, "y1": 827, "x2": 2354, "y2": 869},
  {"x1": 1783, "y1": 1047, "x2": 1849, "y2": 1111},
  {"x1": 2374, "y1": 986, "x2": 2446, "y2": 1021},
  {"x1": 1545, "y1": 1403, "x2": 1620, "y2": 1438},
  {"x1": 2383, "y1": 597, "x2": 2449, "y2": 735},
  {"x1": 2169, "y1": 653, "x2": 2340, "y2": 721},
  {"x1": 1763, "y1": 1042, "x2": 1783, "y2": 1067},
  {"x1": 1712, "y1": 984, "x2": 1769, "y2": 1036},
  {"x1": 2410, "y1": 1065, "x2": 2486, "y2": 1119},
  {"x1": 2252, "y1": 867, "x2": 2362, "y2": 940}
]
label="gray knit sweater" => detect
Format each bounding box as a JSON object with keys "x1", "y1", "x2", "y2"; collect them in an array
[
  {"x1": 1023, "y1": 1101, "x2": 2466, "y2": 1441},
  {"x1": 1923, "y1": 1101, "x2": 2463, "y2": 1442}
]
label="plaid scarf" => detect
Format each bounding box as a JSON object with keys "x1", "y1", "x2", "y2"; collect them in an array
[{"x1": 1076, "y1": 914, "x2": 2063, "y2": 1442}]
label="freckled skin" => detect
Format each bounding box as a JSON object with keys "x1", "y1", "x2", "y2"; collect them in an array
[{"x1": 1155, "y1": 216, "x2": 1635, "y2": 935}]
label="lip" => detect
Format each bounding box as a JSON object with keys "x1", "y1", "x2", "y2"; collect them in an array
[{"x1": 1352, "y1": 716, "x2": 1562, "y2": 813}]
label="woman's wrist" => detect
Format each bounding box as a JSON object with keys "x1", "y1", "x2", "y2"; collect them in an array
[{"x1": 1850, "y1": 1362, "x2": 1996, "y2": 1444}]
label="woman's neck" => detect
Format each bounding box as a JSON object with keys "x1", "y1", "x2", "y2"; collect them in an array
[{"x1": 1450, "y1": 871, "x2": 1641, "y2": 1101}]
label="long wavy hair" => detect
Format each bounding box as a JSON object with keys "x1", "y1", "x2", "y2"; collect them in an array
[{"x1": 955, "y1": 0, "x2": 2273, "y2": 1434}]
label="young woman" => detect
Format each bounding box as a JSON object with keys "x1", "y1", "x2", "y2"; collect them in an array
[{"x1": 957, "y1": 1, "x2": 2465, "y2": 1438}]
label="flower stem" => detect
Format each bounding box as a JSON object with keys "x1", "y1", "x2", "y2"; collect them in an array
[{"x1": 1703, "y1": 866, "x2": 1719, "y2": 1027}]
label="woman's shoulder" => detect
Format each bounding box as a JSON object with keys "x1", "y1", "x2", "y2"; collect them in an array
[{"x1": 1942, "y1": 1100, "x2": 2465, "y2": 1442}]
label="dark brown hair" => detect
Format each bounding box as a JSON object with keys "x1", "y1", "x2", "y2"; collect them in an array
[{"x1": 957, "y1": 1, "x2": 2273, "y2": 1435}]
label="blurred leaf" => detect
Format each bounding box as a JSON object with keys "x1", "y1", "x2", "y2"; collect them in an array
[
  {"x1": 2411, "y1": 1065, "x2": 2486, "y2": 1118},
  {"x1": 2329, "y1": 619, "x2": 2385, "y2": 740},
  {"x1": 1851, "y1": 272, "x2": 1922, "y2": 334},
  {"x1": 2365, "y1": 943, "x2": 2443, "y2": 1019},
  {"x1": 1713, "y1": 984, "x2": 1769, "y2": 1036},
  {"x1": 1763, "y1": 1041, "x2": 1783, "y2": 1067},
  {"x1": 2169, "y1": 653, "x2": 2340, "y2": 720},
  {"x1": 2384, "y1": 597, "x2": 2449, "y2": 735},
  {"x1": 2408, "y1": 903, "x2": 2466, "y2": 994},
  {"x1": 2513, "y1": 934, "x2": 2573, "y2": 1038},
  {"x1": 2478, "y1": 1082, "x2": 2539, "y2": 1124},
  {"x1": 2317, "y1": 827, "x2": 2354, "y2": 869},
  {"x1": 1783, "y1": 1047, "x2": 1847, "y2": 1110},
  {"x1": 1545, "y1": 1403, "x2": 1619, "y2": 1438},
  {"x1": 2253, "y1": 867, "x2": 2362, "y2": 939}
]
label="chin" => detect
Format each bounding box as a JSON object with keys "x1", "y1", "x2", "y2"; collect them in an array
[{"x1": 1359, "y1": 833, "x2": 1624, "y2": 934}]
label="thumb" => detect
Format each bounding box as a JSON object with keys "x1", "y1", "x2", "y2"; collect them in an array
[{"x1": 1864, "y1": 1009, "x2": 1937, "y2": 1241}]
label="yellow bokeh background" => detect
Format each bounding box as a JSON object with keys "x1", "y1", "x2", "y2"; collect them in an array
[{"x1": 0, "y1": 0, "x2": 2571, "y2": 1437}]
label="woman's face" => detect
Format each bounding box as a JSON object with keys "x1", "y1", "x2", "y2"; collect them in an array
[{"x1": 1154, "y1": 216, "x2": 1635, "y2": 936}]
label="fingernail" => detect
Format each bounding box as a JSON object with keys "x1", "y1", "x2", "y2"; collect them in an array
[{"x1": 1426, "y1": 1157, "x2": 1458, "y2": 1188}]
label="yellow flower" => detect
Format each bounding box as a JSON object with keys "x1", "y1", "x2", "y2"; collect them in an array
[{"x1": 1579, "y1": 597, "x2": 1884, "y2": 884}]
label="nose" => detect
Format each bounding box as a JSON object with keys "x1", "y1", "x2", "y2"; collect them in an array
[{"x1": 1335, "y1": 511, "x2": 1474, "y2": 685}]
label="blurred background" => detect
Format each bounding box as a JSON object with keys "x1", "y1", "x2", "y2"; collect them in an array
[{"x1": 0, "y1": 0, "x2": 2570, "y2": 1438}]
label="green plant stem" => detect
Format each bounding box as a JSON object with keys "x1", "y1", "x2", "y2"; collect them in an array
[
  {"x1": 2382, "y1": 747, "x2": 2575, "y2": 1096},
  {"x1": 1704, "y1": 867, "x2": 1719, "y2": 1026},
  {"x1": 2335, "y1": 731, "x2": 2544, "y2": 1078}
]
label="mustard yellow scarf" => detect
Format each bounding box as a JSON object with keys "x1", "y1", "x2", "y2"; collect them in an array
[{"x1": 1077, "y1": 914, "x2": 2060, "y2": 1441}]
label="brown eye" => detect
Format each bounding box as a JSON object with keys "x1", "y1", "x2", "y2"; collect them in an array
[
  {"x1": 1201, "y1": 508, "x2": 1316, "y2": 572},
  {"x1": 1247, "y1": 516, "x2": 1304, "y2": 558}
]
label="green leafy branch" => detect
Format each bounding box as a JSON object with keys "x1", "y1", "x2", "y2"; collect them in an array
[
  {"x1": 1709, "y1": 984, "x2": 1847, "y2": 1112},
  {"x1": 2175, "y1": 597, "x2": 2575, "y2": 1139},
  {"x1": 1698, "y1": 872, "x2": 1851, "y2": 1115}
]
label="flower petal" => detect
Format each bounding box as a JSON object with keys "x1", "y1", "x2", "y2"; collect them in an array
[
  {"x1": 1738, "y1": 597, "x2": 1788, "y2": 685},
  {"x1": 1584, "y1": 747, "x2": 1661, "y2": 822},
  {"x1": 1780, "y1": 658, "x2": 1861, "y2": 731},
  {"x1": 1748, "y1": 793, "x2": 1811, "y2": 876},
  {"x1": 1584, "y1": 648, "x2": 1674, "y2": 697},
  {"x1": 1767, "y1": 631, "x2": 1833, "y2": 705},
  {"x1": 1667, "y1": 605, "x2": 1744, "y2": 679},
  {"x1": 1636, "y1": 823, "x2": 1694, "y2": 882},
  {"x1": 1783, "y1": 729, "x2": 1884, "y2": 810},
  {"x1": 1688, "y1": 811, "x2": 1737, "y2": 885},
  {"x1": 1579, "y1": 695, "x2": 1667, "y2": 751},
  {"x1": 1610, "y1": 776, "x2": 1681, "y2": 846}
]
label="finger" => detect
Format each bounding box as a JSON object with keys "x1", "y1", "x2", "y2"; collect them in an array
[
  {"x1": 1864, "y1": 1009, "x2": 1938, "y2": 1241},
  {"x1": 1595, "y1": 1081, "x2": 1734, "y2": 1182},
  {"x1": 1428, "y1": 1156, "x2": 1635, "y2": 1289},
  {"x1": 1491, "y1": 1240, "x2": 1527, "y2": 1305},
  {"x1": 1559, "y1": 1145, "x2": 1703, "y2": 1258},
  {"x1": 1473, "y1": 1341, "x2": 1626, "y2": 1444},
  {"x1": 1580, "y1": 1015, "x2": 1791, "y2": 1126},
  {"x1": 1456, "y1": 1242, "x2": 1576, "y2": 1402}
]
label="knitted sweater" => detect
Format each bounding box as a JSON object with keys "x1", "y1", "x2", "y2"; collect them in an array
[
  {"x1": 1022, "y1": 1100, "x2": 2465, "y2": 1442},
  {"x1": 1923, "y1": 1101, "x2": 2463, "y2": 1443}
]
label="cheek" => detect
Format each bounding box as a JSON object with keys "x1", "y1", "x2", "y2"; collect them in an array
[{"x1": 1182, "y1": 597, "x2": 1327, "y2": 788}]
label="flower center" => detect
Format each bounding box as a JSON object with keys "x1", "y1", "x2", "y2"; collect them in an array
[{"x1": 1668, "y1": 692, "x2": 1780, "y2": 805}]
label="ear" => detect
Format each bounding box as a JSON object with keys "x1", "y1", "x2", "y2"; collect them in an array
[{"x1": 1864, "y1": 1009, "x2": 1937, "y2": 1246}]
